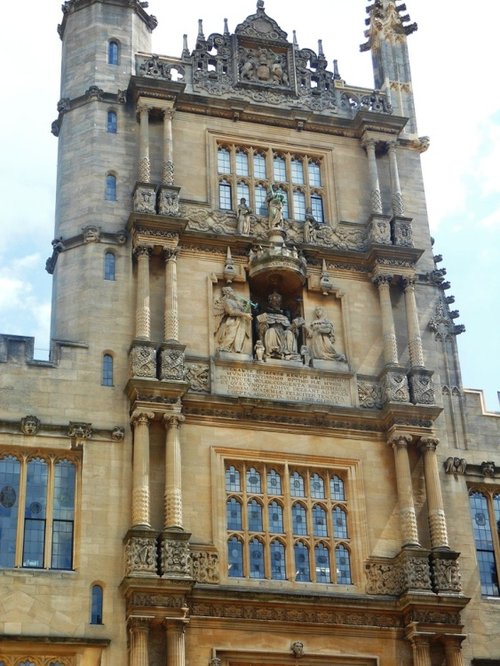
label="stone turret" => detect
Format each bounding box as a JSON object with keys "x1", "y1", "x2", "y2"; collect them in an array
[{"x1": 361, "y1": 0, "x2": 418, "y2": 135}]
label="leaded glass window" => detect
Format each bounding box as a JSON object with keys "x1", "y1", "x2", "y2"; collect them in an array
[{"x1": 469, "y1": 490, "x2": 500, "y2": 596}]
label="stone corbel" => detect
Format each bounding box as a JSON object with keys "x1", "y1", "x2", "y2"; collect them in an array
[{"x1": 68, "y1": 421, "x2": 92, "y2": 449}]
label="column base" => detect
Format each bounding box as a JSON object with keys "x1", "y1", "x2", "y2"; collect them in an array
[
  {"x1": 409, "y1": 368, "x2": 435, "y2": 405},
  {"x1": 160, "y1": 529, "x2": 192, "y2": 579},
  {"x1": 133, "y1": 182, "x2": 158, "y2": 214},
  {"x1": 381, "y1": 365, "x2": 410, "y2": 403},
  {"x1": 158, "y1": 185, "x2": 181, "y2": 217},
  {"x1": 124, "y1": 527, "x2": 159, "y2": 578},
  {"x1": 159, "y1": 341, "x2": 186, "y2": 382},
  {"x1": 129, "y1": 340, "x2": 158, "y2": 379}
]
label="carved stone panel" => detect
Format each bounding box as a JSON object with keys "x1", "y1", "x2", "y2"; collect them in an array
[
  {"x1": 191, "y1": 549, "x2": 220, "y2": 584},
  {"x1": 124, "y1": 530, "x2": 158, "y2": 578},
  {"x1": 130, "y1": 342, "x2": 157, "y2": 379},
  {"x1": 160, "y1": 532, "x2": 192, "y2": 579}
]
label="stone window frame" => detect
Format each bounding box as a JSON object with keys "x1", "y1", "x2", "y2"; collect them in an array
[
  {"x1": 220, "y1": 452, "x2": 358, "y2": 586},
  {"x1": 0, "y1": 448, "x2": 81, "y2": 572},
  {"x1": 101, "y1": 352, "x2": 114, "y2": 387},
  {"x1": 90, "y1": 582, "x2": 104, "y2": 625},
  {"x1": 214, "y1": 139, "x2": 327, "y2": 223},
  {"x1": 103, "y1": 250, "x2": 116, "y2": 280},
  {"x1": 107, "y1": 39, "x2": 120, "y2": 66},
  {"x1": 105, "y1": 172, "x2": 117, "y2": 201},
  {"x1": 468, "y1": 485, "x2": 500, "y2": 597},
  {"x1": 106, "y1": 109, "x2": 117, "y2": 134}
]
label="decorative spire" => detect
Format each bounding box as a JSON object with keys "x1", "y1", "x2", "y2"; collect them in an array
[
  {"x1": 197, "y1": 19, "x2": 205, "y2": 44},
  {"x1": 292, "y1": 30, "x2": 299, "y2": 49},
  {"x1": 257, "y1": 0, "x2": 265, "y2": 10},
  {"x1": 224, "y1": 18, "x2": 229, "y2": 35},
  {"x1": 318, "y1": 39, "x2": 324, "y2": 57},
  {"x1": 182, "y1": 34, "x2": 189, "y2": 59}
]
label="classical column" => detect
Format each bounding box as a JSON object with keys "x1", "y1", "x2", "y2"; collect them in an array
[
  {"x1": 162, "y1": 107, "x2": 175, "y2": 186},
  {"x1": 167, "y1": 622, "x2": 186, "y2": 666},
  {"x1": 131, "y1": 411, "x2": 155, "y2": 528},
  {"x1": 402, "y1": 277, "x2": 425, "y2": 368},
  {"x1": 129, "y1": 618, "x2": 149, "y2": 666},
  {"x1": 390, "y1": 433, "x2": 420, "y2": 547},
  {"x1": 138, "y1": 103, "x2": 151, "y2": 183},
  {"x1": 409, "y1": 635, "x2": 432, "y2": 666},
  {"x1": 363, "y1": 138, "x2": 383, "y2": 214},
  {"x1": 163, "y1": 414, "x2": 185, "y2": 530},
  {"x1": 134, "y1": 246, "x2": 152, "y2": 341},
  {"x1": 163, "y1": 247, "x2": 180, "y2": 342},
  {"x1": 420, "y1": 437, "x2": 450, "y2": 550},
  {"x1": 442, "y1": 637, "x2": 465, "y2": 666},
  {"x1": 373, "y1": 275, "x2": 398, "y2": 365},
  {"x1": 388, "y1": 141, "x2": 404, "y2": 216}
]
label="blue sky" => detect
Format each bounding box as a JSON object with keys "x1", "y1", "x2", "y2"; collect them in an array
[{"x1": 1, "y1": 1, "x2": 498, "y2": 410}]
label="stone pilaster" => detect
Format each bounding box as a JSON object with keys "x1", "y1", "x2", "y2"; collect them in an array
[
  {"x1": 163, "y1": 414, "x2": 185, "y2": 530},
  {"x1": 162, "y1": 106, "x2": 175, "y2": 185},
  {"x1": 408, "y1": 634, "x2": 432, "y2": 666},
  {"x1": 131, "y1": 411, "x2": 155, "y2": 528},
  {"x1": 137, "y1": 103, "x2": 151, "y2": 183},
  {"x1": 402, "y1": 277, "x2": 425, "y2": 368},
  {"x1": 166, "y1": 621, "x2": 186, "y2": 666},
  {"x1": 389, "y1": 433, "x2": 420, "y2": 548},
  {"x1": 163, "y1": 247, "x2": 180, "y2": 342},
  {"x1": 134, "y1": 245, "x2": 152, "y2": 340},
  {"x1": 442, "y1": 636, "x2": 466, "y2": 666},
  {"x1": 373, "y1": 275, "x2": 398, "y2": 365},
  {"x1": 129, "y1": 618, "x2": 150, "y2": 666},
  {"x1": 388, "y1": 141, "x2": 404, "y2": 216},
  {"x1": 363, "y1": 138, "x2": 383, "y2": 215},
  {"x1": 419, "y1": 437, "x2": 450, "y2": 550}
]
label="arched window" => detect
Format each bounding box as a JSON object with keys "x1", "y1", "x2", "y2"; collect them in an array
[
  {"x1": 315, "y1": 544, "x2": 331, "y2": 583},
  {"x1": 266, "y1": 469, "x2": 282, "y2": 495},
  {"x1": 335, "y1": 545, "x2": 352, "y2": 584},
  {"x1": 107, "y1": 110, "x2": 117, "y2": 134},
  {"x1": 0, "y1": 455, "x2": 21, "y2": 568},
  {"x1": 294, "y1": 541, "x2": 310, "y2": 581},
  {"x1": 225, "y1": 465, "x2": 241, "y2": 492},
  {"x1": 105, "y1": 173, "x2": 117, "y2": 201},
  {"x1": 102, "y1": 354, "x2": 114, "y2": 387},
  {"x1": 270, "y1": 540, "x2": 286, "y2": 579},
  {"x1": 293, "y1": 190, "x2": 306, "y2": 220},
  {"x1": 333, "y1": 506, "x2": 348, "y2": 539},
  {"x1": 330, "y1": 475, "x2": 345, "y2": 500},
  {"x1": 226, "y1": 497, "x2": 242, "y2": 531},
  {"x1": 91, "y1": 584, "x2": 103, "y2": 624},
  {"x1": 108, "y1": 40, "x2": 119, "y2": 65},
  {"x1": 247, "y1": 499, "x2": 263, "y2": 532},
  {"x1": 311, "y1": 193, "x2": 324, "y2": 223},
  {"x1": 313, "y1": 505, "x2": 327, "y2": 537},
  {"x1": 227, "y1": 536, "x2": 243, "y2": 577},
  {"x1": 235, "y1": 150, "x2": 249, "y2": 176},
  {"x1": 290, "y1": 471, "x2": 305, "y2": 497},
  {"x1": 104, "y1": 251, "x2": 115, "y2": 280},
  {"x1": 249, "y1": 538, "x2": 264, "y2": 578},
  {"x1": 217, "y1": 147, "x2": 231, "y2": 174},
  {"x1": 311, "y1": 473, "x2": 325, "y2": 498},
  {"x1": 292, "y1": 503, "x2": 307, "y2": 535},
  {"x1": 218, "y1": 179, "x2": 232, "y2": 210},
  {"x1": 255, "y1": 184, "x2": 267, "y2": 216},
  {"x1": 268, "y1": 501, "x2": 284, "y2": 533},
  {"x1": 246, "y1": 467, "x2": 261, "y2": 493}
]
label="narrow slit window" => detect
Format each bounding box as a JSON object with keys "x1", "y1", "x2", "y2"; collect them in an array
[
  {"x1": 104, "y1": 251, "x2": 115, "y2": 281},
  {"x1": 105, "y1": 174, "x2": 117, "y2": 201},
  {"x1": 91, "y1": 584, "x2": 103, "y2": 624},
  {"x1": 102, "y1": 354, "x2": 114, "y2": 387},
  {"x1": 108, "y1": 40, "x2": 119, "y2": 65},
  {"x1": 107, "y1": 110, "x2": 117, "y2": 134}
]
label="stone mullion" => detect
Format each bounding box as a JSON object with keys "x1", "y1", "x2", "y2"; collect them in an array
[
  {"x1": 131, "y1": 412, "x2": 155, "y2": 528},
  {"x1": 302, "y1": 155, "x2": 311, "y2": 212},
  {"x1": 284, "y1": 152, "x2": 293, "y2": 218},
  {"x1": 163, "y1": 415, "x2": 185, "y2": 530},
  {"x1": 166, "y1": 622, "x2": 186, "y2": 666},
  {"x1": 363, "y1": 138, "x2": 383, "y2": 214},
  {"x1": 134, "y1": 246, "x2": 152, "y2": 340},
  {"x1": 390, "y1": 434, "x2": 420, "y2": 548},
  {"x1": 162, "y1": 107, "x2": 175, "y2": 186},
  {"x1": 229, "y1": 146, "x2": 237, "y2": 210},
  {"x1": 163, "y1": 247, "x2": 180, "y2": 342},
  {"x1": 129, "y1": 619, "x2": 150, "y2": 666},
  {"x1": 373, "y1": 275, "x2": 399, "y2": 365},
  {"x1": 388, "y1": 141, "x2": 404, "y2": 216},
  {"x1": 138, "y1": 104, "x2": 151, "y2": 183},
  {"x1": 403, "y1": 277, "x2": 425, "y2": 368},
  {"x1": 420, "y1": 438, "x2": 450, "y2": 550}
]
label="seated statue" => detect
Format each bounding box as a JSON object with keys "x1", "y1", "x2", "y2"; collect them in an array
[
  {"x1": 256, "y1": 291, "x2": 304, "y2": 361},
  {"x1": 305, "y1": 307, "x2": 346, "y2": 362},
  {"x1": 214, "y1": 287, "x2": 252, "y2": 354}
]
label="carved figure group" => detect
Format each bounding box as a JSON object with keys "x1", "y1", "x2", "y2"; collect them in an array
[{"x1": 239, "y1": 48, "x2": 288, "y2": 86}]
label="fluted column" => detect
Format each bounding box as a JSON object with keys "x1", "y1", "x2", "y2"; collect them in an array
[
  {"x1": 442, "y1": 637, "x2": 465, "y2": 666},
  {"x1": 162, "y1": 107, "x2": 175, "y2": 186},
  {"x1": 409, "y1": 635, "x2": 432, "y2": 666},
  {"x1": 373, "y1": 275, "x2": 398, "y2": 365},
  {"x1": 166, "y1": 622, "x2": 186, "y2": 666},
  {"x1": 134, "y1": 246, "x2": 152, "y2": 340},
  {"x1": 138, "y1": 103, "x2": 151, "y2": 183},
  {"x1": 390, "y1": 433, "x2": 420, "y2": 547},
  {"x1": 131, "y1": 411, "x2": 155, "y2": 528},
  {"x1": 363, "y1": 138, "x2": 383, "y2": 214},
  {"x1": 420, "y1": 437, "x2": 450, "y2": 550},
  {"x1": 163, "y1": 247, "x2": 180, "y2": 342},
  {"x1": 163, "y1": 414, "x2": 185, "y2": 530},
  {"x1": 403, "y1": 277, "x2": 425, "y2": 368},
  {"x1": 129, "y1": 619, "x2": 149, "y2": 666},
  {"x1": 388, "y1": 141, "x2": 404, "y2": 216}
]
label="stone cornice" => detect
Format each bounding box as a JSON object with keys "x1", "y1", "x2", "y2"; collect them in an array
[
  {"x1": 45, "y1": 227, "x2": 128, "y2": 274},
  {"x1": 51, "y1": 88, "x2": 127, "y2": 137}
]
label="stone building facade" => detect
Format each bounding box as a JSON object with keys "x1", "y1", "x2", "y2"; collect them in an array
[{"x1": 1, "y1": 1, "x2": 499, "y2": 665}]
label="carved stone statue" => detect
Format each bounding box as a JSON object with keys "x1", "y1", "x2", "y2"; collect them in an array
[
  {"x1": 305, "y1": 307, "x2": 346, "y2": 362},
  {"x1": 267, "y1": 185, "x2": 285, "y2": 229},
  {"x1": 214, "y1": 287, "x2": 252, "y2": 354},
  {"x1": 256, "y1": 291, "x2": 304, "y2": 360},
  {"x1": 237, "y1": 197, "x2": 252, "y2": 235}
]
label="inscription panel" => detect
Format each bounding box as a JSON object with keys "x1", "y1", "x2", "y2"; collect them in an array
[{"x1": 214, "y1": 364, "x2": 352, "y2": 406}]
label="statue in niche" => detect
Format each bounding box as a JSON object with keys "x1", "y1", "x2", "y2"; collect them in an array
[
  {"x1": 256, "y1": 291, "x2": 304, "y2": 360},
  {"x1": 304, "y1": 307, "x2": 346, "y2": 362},
  {"x1": 267, "y1": 185, "x2": 285, "y2": 229},
  {"x1": 237, "y1": 197, "x2": 252, "y2": 235},
  {"x1": 214, "y1": 287, "x2": 253, "y2": 354}
]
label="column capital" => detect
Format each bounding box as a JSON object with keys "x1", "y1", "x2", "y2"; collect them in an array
[
  {"x1": 128, "y1": 616, "x2": 151, "y2": 632},
  {"x1": 162, "y1": 107, "x2": 176, "y2": 121},
  {"x1": 164, "y1": 413, "x2": 186, "y2": 429},
  {"x1": 134, "y1": 244, "x2": 153, "y2": 259},
  {"x1": 137, "y1": 102, "x2": 153, "y2": 114},
  {"x1": 372, "y1": 274, "x2": 393, "y2": 287},
  {"x1": 361, "y1": 137, "x2": 378, "y2": 151},
  {"x1": 388, "y1": 432, "x2": 413, "y2": 449},
  {"x1": 419, "y1": 436, "x2": 439, "y2": 452},
  {"x1": 402, "y1": 276, "x2": 417, "y2": 290},
  {"x1": 131, "y1": 411, "x2": 155, "y2": 427},
  {"x1": 163, "y1": 246, "x2": 180, "y2": 262}
]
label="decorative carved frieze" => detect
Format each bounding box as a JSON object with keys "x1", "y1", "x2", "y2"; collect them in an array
[
  {"x1": 130, "y1": 342, "x2": 157, "y2": 379},
  {"x1": 357, "y1": 381, "x2": 383, "y2": 409},
  {"x1": 190, "y1": 549, "x2": 220, "y2": 584},
  {"x1": 45, "y1": 229, "x2": 127, "y2": 274},
  {"x1": 124, "y1": 530, "x2": 158, "y2": 578},
  {"x1": 365, "y1": 549, "x2": 433, "y2": 596},
  {"x1": 185, "y1": 362, "x2": 210, "y2": 393}
]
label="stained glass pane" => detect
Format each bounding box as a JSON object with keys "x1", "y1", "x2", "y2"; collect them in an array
[
  {"x1": 330, "y1": 475, "x2": 345, "y2": 500},
  {"x1": 102, "y1": 354, "x2": 113, "y2": 386},
  {"x1": 249, "y1": 538, "x2": 265, "y2": 578},
  {"x1": 228, "y1": 537, "x2": 243, "y2": 577},
  {"x1": 311, "y1": 473, "x2": 325, "y2": 498},
  {"x1": 225, "y1": 465, "x2": 240, "y2": 492},
  {"x1": 294, "y1": 542, "x2": 310, "y2": 581},
  {"x1": 333, "y1": 507, "x2": 348, "y2": 539},
  {"x1": 248, "y1": 500, "x2": 263, "y2": 532},
  {"x1": 266, "y1": 469, "x2": 282, "y2": 495},
  {"x1": 270, "y1": 540, "x2": 286, "y2": 580},
  {"x1": 292, "y1": 503, "x2": 307, "y2": 535},
  {"x1": 0, "y1": 455, "x2": 20, "y2": 568},
  {"x1": 268, "y1": 501, "x2": 284, "y2": 533},
  {"x1": 246, "y1": 467, "x2": 261, "y2": 493},
  {"x1": 107, "y1": 110, "x2": 117, "y2": 133},
  {"x1": 315, "y1": 544, "x2": 330, "y2": 583},
  {"x1": 91, "y1": 584, "x2": 103, "y2": 624},
  {"x1": 226, "y1": 498, "x2": 242, "y2": 530},
  {"x1": 23, "y1": 459, "x2": 48, "y2": 568},
  {"x1": 469, "y1": 491, "x2": 499, "y2": 595},
  {"x1": 51, "y1": 520, "x2": 74, "y2": 570},
  {"x1": 290, "y1": 472, "x2": 305, "y2": 497},
  {"x1": 255, "y1": 184, "x2": 268, "y2": 216},
  {"x1": 335, "y1": 545, "x2": 351, "y2": 584},
  {"x1": 313, "y1": 505, "x2": 327, "y2": 537},
  {"x1": 253, "y1": 153, "x2": 266, "y2": 178},
  {"x1": 237, "y1": 182, "x2": 250, "y2": 204}
]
